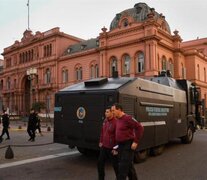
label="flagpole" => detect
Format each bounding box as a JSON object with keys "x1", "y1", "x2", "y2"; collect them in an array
[{"x1": 27, "y1": 0, "x2": 30, "y2": 30}]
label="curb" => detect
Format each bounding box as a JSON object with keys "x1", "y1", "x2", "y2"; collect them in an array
[{"x1": 0, "y1": 127, "x2": 53, "y2": 133}]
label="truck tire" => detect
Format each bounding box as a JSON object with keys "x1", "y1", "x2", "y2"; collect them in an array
[
  {"x1": 150, "y1": 145, "x2": 165, "y2": 156},
  {"x1": 181, "y1": 125, "x2": 194, "y2": 144},
  {"x1": 77, "y1": 147, "x2": 99, "y2": 156},
  {"x1": 77, "y1": 147, "x2": 87, "y2": 155},
  {"x1": 134, "y1": 149, "x2": 148, "y2": 163}
]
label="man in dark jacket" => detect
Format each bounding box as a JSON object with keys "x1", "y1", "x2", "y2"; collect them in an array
[
  {"x1": 0, "y1": 110, "x2": 10, "y2": 141},
  {"x1": 97, "y1": 107, "x2": 118, "y2": 180},
  {"x1": 112, "y1": 103, "x2": 144, "y2": 180},
  {"x1": 27, "y1": 108, "x2": 38, "y2": 142}
]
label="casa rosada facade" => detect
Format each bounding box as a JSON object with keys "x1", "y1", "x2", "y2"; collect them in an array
[{"x1": 0, "y1": 3, "x2": 207, "y2": 116}]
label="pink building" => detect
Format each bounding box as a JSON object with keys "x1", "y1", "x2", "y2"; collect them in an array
[
  {"x1": 0, "y1": 27, "x2": 82, "y2": 114},
  {"x1": 181, "y1": 38, "x2": 207, "y2": 101},
  {"x1": 0, "y1": 3, "x2": 206, "y2": 115}
]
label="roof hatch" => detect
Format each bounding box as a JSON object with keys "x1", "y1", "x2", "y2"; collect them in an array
[{"x1": 84, "y1": 77, "x2": 108, "y2": 87}]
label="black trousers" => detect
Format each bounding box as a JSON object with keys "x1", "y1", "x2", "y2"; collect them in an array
[
  {"x1": 0, "y1": 127, "x2": 10, "y2": 139},
  {"x1": 117, "y1": 140, "x2": 138, "y2": 180},
  {"x1": 27, "y1": 127, "x2": 36, "y2": 140},
  {"x1": 97, "y1": 146, "x2": 118, "y2": 180}
]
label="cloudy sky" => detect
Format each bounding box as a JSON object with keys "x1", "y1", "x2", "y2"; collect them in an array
[{"x1": 0, "y1": 0, "x2": 207, "y2": 59}]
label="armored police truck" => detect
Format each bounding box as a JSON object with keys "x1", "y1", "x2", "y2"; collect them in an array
[{"x1": 54, "y1": 72, "x2": 202, "y2": 162}]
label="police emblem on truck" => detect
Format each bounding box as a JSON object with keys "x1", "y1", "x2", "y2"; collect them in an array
[{"x1": 77, "y1": 107, "x2": 86, "y2": 119}]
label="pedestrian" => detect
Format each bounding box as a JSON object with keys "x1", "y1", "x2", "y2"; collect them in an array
[
  {"x1": 27, "y1": 108, "x2": 38, "y2": 142},
  {"x1": 36, "y1": 112, "x2": 43, "y2": 136},
  {"x1": 97, "y1": 107, "x2": 118, "y2": 180},
  {"x1": 0, "y1": 110, "x2": 10, "y2": 142},
  {"x1": 111, "y1": 103, "x2": 144, "y2": 180}
]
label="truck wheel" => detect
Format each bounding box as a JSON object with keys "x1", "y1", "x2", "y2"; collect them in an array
[
  {"x1": 181, "y1": 125, "x2": 194, "y2": 144},
  {"x1": 77, "y1": 147, "x2": 87, "y2": 155},
  {"x1": 77, "y1": 147, "x2": 99, "y2": 156},
  {"x1": 134, "y1": 149, "x2": 148, "y2": 163},
  {"x1": 150, "y1": 145, "x2": 165, "y2": 156}
]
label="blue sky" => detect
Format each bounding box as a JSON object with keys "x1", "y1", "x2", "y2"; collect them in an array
[{"x1": 0, "y1": 0, "x2": 207, "y2": 59}]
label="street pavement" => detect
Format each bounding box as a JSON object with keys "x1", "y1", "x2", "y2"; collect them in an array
[
  {"x1": 1, "y1": 122, "x2": 207, "y2": 179},
  {"x1": 0, "y1": 120, "x2": 54, "y2": 132},
  {"x1": 0, "y1": 121, "x2": 70, "y2": 165}
]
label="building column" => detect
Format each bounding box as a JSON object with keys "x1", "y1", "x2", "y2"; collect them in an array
[
  {"x1": 130, "y1": 55, "x2": 135, "y2": 77},
  {"x1": 173, "y1": 52, "x2": 181, "y2": 79},
  {"x1": 117, "y1": 58, "x2": 122, "y2": 76},
  {"x1": 145, "y1": 40, "x2": 157, "y2": 76},
  {"x1": 99, "y1": 51, "x2": 107, "y2": 77}
]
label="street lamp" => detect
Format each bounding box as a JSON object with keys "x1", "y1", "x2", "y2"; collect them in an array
[
  {"x1": 26, "y1": 68, "x2": 37, "y2": 81},
  {"x1": 26, "y1": 67, "x2": 37, "y2": 109}
]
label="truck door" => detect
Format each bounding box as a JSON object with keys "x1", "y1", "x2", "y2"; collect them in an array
[{"x1": 54, "y1": 92, "x2": 109, "y2": 150}]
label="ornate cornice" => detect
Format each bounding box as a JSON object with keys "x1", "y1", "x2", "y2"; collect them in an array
[
  {"x1": 106, "y1": 25, "x2": 144, "y2": 39},
  {"x1": 183, "y1": 49, "x2": 207, "y2": 61}
]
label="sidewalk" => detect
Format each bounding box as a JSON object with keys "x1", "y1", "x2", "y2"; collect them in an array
[{"x1": 0, "y1": 121, "x2": 54, "y2": 133}]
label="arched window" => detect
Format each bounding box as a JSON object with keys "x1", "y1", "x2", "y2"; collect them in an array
[
  {"x1": 136, "y1": 52, "x2": 145, "y2": 73},
  {"x1": 90, "y1": 64, "x2": 99, "y2": 79},
  {"x1": 22, "y1": 52, "x2": 25, "y2": 63},
  {"x1": 49, "y1": 44, "x2": 52, "y2": 56},
  {"x1": 95, "y1": 64, "x2": 99, "y2": 78},
  {"x1": 75, "y1": 66, "x2": 82, "y2": 81},
  {"x1": 122, "y1": 54, "x2": 130, "y2": 75},
  {"x1": 62, "y1": 69, "x2": 68, "y2": 83},
  {"x1": 19, "y1": 54, "x2": 22, "y2": 63},
  {"x1": 168, "y1": 58, "x2": 174, "y2": 77},
  {"x1": 28, "y1": 51, "x2": 30, "y2": 61},
  {"x1": 31, "y1": 49, "x2": 34, "y2": 60},
  {"x1": 161, "y1": 56, "x2": 167, "y2": 70},
  {"x1": 43, "y1": 44, "x2": 52, "y2": 57},
  {"x1": 45, "y1": 68, "x2": 51, "y2": 84},
  {"x1": 90, "y1": 65, "x2": 95, "y2": 79},
  {"x1": 110, "y1": 57, "x2": 118, "y2": 76},
  {"x1": 47, "y1": 45, "x2": 50, "y2": 57},
  {"x1": 25, "y1": 52, "x2": 28, "y2": 62},
  {"x1": 122, "y1": 19, "x2": 129, "y2": 28},
  {"x1": 181, "y1": 63, "x2": 186, "y2": 79},
  {"x1": 44, "y1": 46, "x2": 47, "y2": 57}
]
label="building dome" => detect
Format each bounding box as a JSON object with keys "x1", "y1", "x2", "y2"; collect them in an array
[{"x1": 110, "y1": 2, "x2": 171, "y2": 33}]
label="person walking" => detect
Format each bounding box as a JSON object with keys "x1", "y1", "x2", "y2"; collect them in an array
[
  {"x1": 97, "y1": 107, "x2": 118, "y2": 180},
  {"x1": 27, "y1": 108, "x2": 38, "y2": 142},
  {"x1": 111, "y1": 103, "x2": 144, "y2": 180},
  {"x1": 36, "y1": 113, "x2": 43, "y2": 136},
  {"x1": 0, "y1": 110, "x2": 10, "y2": 141}
]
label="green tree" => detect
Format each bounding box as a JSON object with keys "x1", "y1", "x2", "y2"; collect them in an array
[{"x1": 32, "y1": 102, "x2": 46, "y2": 112}]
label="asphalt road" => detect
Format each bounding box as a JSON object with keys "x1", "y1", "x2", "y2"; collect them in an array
[{"x1": 0, "y1": 123, "x2": 207, "y2": 180}]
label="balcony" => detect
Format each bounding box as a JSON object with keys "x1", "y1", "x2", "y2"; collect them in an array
[
  {"x1": 35, "y1": 78, "x2": 57, "y2": 90},
  {"x1": 37, "y1": 83, "x2": 53, "y2": 90}
]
